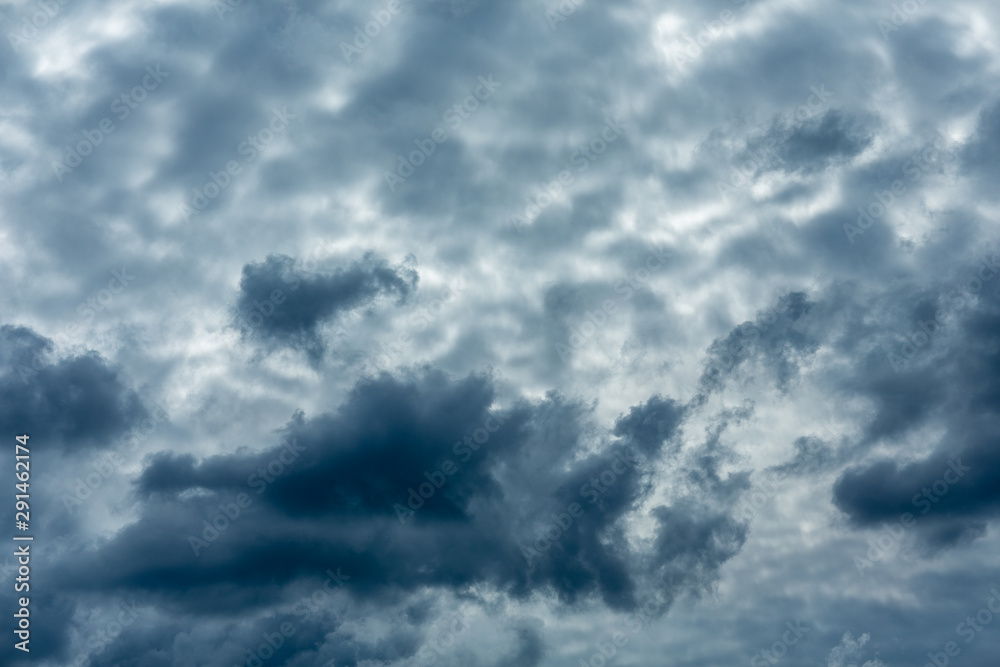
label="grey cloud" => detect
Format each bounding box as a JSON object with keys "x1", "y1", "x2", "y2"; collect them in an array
[{"x1": 233, "y1": 252, "x2": 418, "y2": 362}]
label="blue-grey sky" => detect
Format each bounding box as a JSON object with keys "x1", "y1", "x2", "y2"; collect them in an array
[{"x1": 2, "y1": 0, "x2": 1000, "y2": 665}]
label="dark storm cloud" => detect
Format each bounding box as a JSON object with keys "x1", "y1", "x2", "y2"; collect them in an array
[
  {"x1": 698, "y1": 291, "x2": 817, "y2": 393},
  {"x1": 5, "y1": 0, "x2": 1000, "y2": 662},
  {"x1": 233, "y1": 252, "x2": 418, "y2": 361},
  {"x1": 684, "y1": 233, "x2": 1000, "y2": 555},
  {"x1": 637, "y1": 401, "x2": 754, "y2": 616},
  {"x1": 0, "y1": 325, "x2": 149, "y2": 451},
  {"x1": 77, "y1": 371, "x2": 623, "y2": 603},
  {"x1": 650, "y1": 493, "x2": 749, "y2": 594},
  {"x1": 831, "y1": 281, "x2": 1000, "y2": 547},
  {"x1": 138, "y1": 368, "x2": 509, "y2": 522},
  {"x1": 752, "y1": 109, "x2": 874, "y2": 176},
  {"x1": 1, "y1": 590, "x2": 75, "y2": 663},
  {"x1": 684, "y1": 236, "x2": 1000, "y2": 554},
  {"x1": 832, "y1": 446, "x2": 995, "y2": 550},
  {"x1": 612, "y1": 395, "x2": 686, "y2": 457},
  {"x1": 42, "y1": 368, "x2": 758, "y2": 666},
  {"x1": 75, "y1": 602, "x2": 417, "y2": 667}
]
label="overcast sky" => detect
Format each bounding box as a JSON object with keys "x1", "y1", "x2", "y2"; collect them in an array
[{"x1": 2, "y1": 0, "x2": 1000, "y2": 665}]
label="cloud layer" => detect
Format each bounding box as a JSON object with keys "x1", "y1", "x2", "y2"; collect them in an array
[{"x1": 2, "y1": 0, "x2": 1000, "y2": 664}]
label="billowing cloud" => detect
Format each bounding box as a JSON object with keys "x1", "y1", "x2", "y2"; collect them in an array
[
  {"x1": 0, "y1": 325, "x2": 149, "y2": 452},
  {"x1": 4, "y1": 0, "x2": 1000, "y2": 663},
  {"x1": 233, "y1": 252, "x2": 418, "y2": 361}
]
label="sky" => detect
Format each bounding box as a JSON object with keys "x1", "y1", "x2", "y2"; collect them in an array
[{"x1": 1, "y1": 0, "x2": 1000, "y2": 665}]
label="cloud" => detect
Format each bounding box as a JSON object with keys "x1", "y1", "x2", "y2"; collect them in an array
[
  {"x1": 233, "y1": 252, "x2": 418, "y2": 362},
  {"x1": 35, "y1": 367, "x2": 758, "y2": 664},
  {"x1": 5, "y1": 0, "x2": 1000, "y2": 663},
  {"x1": 698, "y1": 291, "x2": 818, "y2": 394},
  {"x1": 826, "y1": 631, "x2": 886, "y2": 667},
  {"x1": 829, "y1": 258, "x2": 1000, "y2": 547},
  {"x1": 749, "y1": 109, "x2": 874, "y2": 177},
  {"x1": 0, "y1": 324, "x2": 149, "y2": 452}
]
